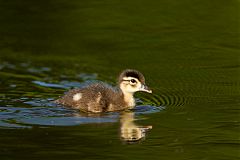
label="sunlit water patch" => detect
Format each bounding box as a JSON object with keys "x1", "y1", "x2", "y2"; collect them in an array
[
  {"x1": 32, "y1": 79, "x2": 103, "y2": 89},
  {"x1": 0, "y1": 98, "x2": 120, "y2": 128}
]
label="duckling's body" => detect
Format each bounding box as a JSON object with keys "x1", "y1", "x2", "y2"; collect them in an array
[
  {"x1": 56, "y1": 83, "x2": 131, "y2": 112},
  {"x1": 55, "y1": 69, "x2": 152, "y2": 113}
]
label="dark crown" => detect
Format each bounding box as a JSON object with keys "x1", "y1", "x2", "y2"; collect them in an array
[{"x1": 118, "y1": 69, "x2": 145, "y2": 84}]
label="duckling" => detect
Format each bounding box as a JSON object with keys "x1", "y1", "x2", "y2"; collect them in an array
[{"x1": 55, "y1": 69, "x2": 152, "y2": 113}]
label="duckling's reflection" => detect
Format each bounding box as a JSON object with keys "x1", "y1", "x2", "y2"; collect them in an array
[
  {"x1": 72, "y1": 110, "x2": 152, "y2": 142},
  {"x1": 120, "y1": 111, "x2": 152, "y2": 142}
]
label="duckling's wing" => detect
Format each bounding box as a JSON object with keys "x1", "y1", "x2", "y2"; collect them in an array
[{"x1": 55, "y1": 88, "x2": 83, "y2": 106}]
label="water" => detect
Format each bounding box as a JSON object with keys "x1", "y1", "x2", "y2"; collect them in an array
[{"x1": 0, "y1": 0, "x2": 239, "y2": 159}]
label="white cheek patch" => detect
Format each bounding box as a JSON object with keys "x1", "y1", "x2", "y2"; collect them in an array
[{"x1": 73, "y1": 93, "x2": 82, "y2": 101}]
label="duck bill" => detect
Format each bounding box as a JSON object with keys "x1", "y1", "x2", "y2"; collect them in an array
[{"x1": 140, "y1": 85, "x2": 152, "y2": 93}]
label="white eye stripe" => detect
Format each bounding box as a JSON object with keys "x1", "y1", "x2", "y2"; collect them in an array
[{"x1": 122, "y1": 77, "x2": 139, "y2": 82}]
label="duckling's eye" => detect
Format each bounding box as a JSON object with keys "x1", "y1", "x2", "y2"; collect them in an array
[{"x1": 130, "y1": 79, "x2": 136, "y2": 83}]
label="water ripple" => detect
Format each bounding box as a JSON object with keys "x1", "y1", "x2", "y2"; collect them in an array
[
  {"x1": 0, "y1": 95, "x2": 163, "y2": 128},
  {"x1": 140, "y1": 89, "x2": 188, "y2": 108}
]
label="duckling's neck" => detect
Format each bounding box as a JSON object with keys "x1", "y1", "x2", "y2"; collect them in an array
[
  {"x1": 118, "y1": 84, "x2": 135, "y2": 108},
  {"x1": 122, "y1": 91, "x2": 135, "y2": 108}
]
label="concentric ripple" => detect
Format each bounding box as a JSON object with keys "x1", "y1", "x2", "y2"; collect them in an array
[{"x1": 140, "y1": 88, "x2": 188, "y2": 108}]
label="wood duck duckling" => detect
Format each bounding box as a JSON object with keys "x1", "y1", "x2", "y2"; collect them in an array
[{"x1": 55, "y1": 69, "x2": 152, "y2": 113}]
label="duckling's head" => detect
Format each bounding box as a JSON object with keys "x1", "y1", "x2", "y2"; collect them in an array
[{"x1": 118, "y1": 69, "x2": 152, "y2": 94}]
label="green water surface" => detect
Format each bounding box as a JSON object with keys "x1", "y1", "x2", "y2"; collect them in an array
[{"x1": 0, "y1": 0, "x2": 239, "y2": 160}]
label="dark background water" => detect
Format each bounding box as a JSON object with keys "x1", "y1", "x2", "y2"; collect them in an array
[{"x1": 0, "y1": 0, "x2": 239, "y2": 159}]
